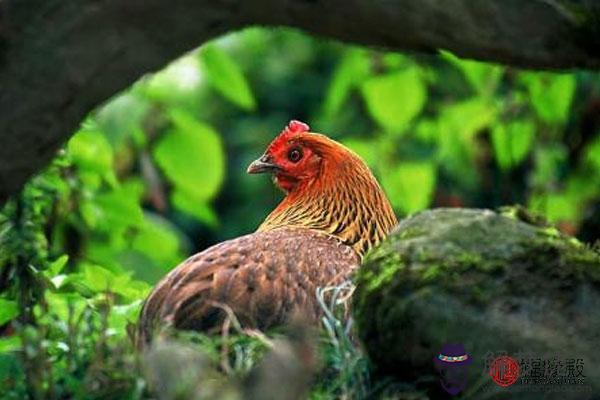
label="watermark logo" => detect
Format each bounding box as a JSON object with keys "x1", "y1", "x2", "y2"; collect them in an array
[
  {"x1": 482, "y1": 351, "x2": 590, "y2": 394},
  {"x1": 434, "y1": 348, "x2": 591, "y2": 395},
  {"x1": 489, "y1": 355, "x2": 520, "y2": 387},
  {"x1": 433, "y1": 343, "x2": 472, "y2": 396}
]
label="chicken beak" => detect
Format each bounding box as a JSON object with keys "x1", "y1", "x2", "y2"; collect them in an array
[{"x1": 247, "y1": 155, "x2": 281, "y2": 174}]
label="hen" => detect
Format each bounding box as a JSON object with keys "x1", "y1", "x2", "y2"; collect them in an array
[{"x1": 138, "y1": 121, "x2": 397, "y2": 343}]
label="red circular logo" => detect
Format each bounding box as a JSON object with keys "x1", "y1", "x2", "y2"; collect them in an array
[{"x1": 489, "y1": 356, "x2": 520, "y2": 387}]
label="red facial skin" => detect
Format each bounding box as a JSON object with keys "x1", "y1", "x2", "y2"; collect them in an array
[
  {"x1": 262, "y1": 121, "x2": 323, "y2": 193},
  {"x1": 269, "y1": 143, "x2": 321, "y2": 193}
]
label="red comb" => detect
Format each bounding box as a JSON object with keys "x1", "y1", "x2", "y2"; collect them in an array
[
  {"x1": 283, "y1": 120, "x2": 310, "y2": 135},
  {"x1": 266, "y1": 120, "x2": 310, "y2": 153}
]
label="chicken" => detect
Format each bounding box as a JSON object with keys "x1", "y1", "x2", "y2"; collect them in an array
[{"x1": 138, "y1": 120, "x2": 397, "y2": 344}]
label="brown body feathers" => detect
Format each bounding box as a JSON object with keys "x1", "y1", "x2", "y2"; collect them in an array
[
  {"x1": 139, "y1": 228, "x2": 358, "y2": 342},
  {"x1": 138, "y1": 121, "x2": 397, "y2": 343}
]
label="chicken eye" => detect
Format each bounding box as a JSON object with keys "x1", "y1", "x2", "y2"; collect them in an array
[{"x1": 288, "y1": 148, "x2": 303, "y2": 163}]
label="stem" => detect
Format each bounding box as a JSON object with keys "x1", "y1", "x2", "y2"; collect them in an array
[
  {"x1": 14, "y1": 196, "x2": 41, "y2": 399},
  {"x1": 14, "y1": 194, "x2": 54, "y2": 399}
]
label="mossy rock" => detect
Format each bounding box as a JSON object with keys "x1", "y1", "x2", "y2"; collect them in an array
[{"x1": 353, "y1": 208, "x2": 600, "y2": 399}]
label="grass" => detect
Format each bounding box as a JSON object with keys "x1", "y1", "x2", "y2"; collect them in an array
[{"x1": 0, "y1": 280, "x2": 392, "y2": 400}]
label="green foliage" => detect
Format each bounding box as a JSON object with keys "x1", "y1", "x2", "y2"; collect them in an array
[
  {"x1": 96, "y1": 92, "x2": 150, "y2": 148},
  {"x1": 521, "y1": 72, "x2": 576, "y2": 124},
  {"x1": 361, "y1": 67, "x2": 426, "y2": 132},
  {"x1": 81, "y1": 185, "x2": 144, "y2": 230},
  {"x1": 382, "y1": 162, "x2": 437, "y2": 214},
  {"x1": 586, "y1": 136, "x2": 600, "y2": 172},
  {"x1": 68, "y1": 128, "x2": 116, "y2": 185},
  {"x1": 323, "y1": 49, "x2": 370, "y2": 117},
  {"x1": 200, "y1": 44, "x2": 257, "y2": 111},
  {"x1": 154, "y1": 109, "x2": 225, "y2": 207},
  {"x1": 131, "y1": 215, "x2": 183, "y2": 269},
  {"x1": 491, "y1": 119, "x2": 535, "y2": 170},
  {"x1": 0, "y1": 300, "x2": 18, "y2": 326},
  {"x1": 442, "y1": 50, "x2": 503, "y2": 95}
]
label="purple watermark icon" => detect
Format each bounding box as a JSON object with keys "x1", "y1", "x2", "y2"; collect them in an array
[{"x1": 433, "y1": 343, "x2": 472, "y2": 395}]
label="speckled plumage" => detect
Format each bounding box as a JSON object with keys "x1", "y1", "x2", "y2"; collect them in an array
[
  {"x1": 138, "y1": 121, "x2": 397, "y2": 344},
  {"x1": 138, "y1": 228, "x2": 358, "y2": 343}
]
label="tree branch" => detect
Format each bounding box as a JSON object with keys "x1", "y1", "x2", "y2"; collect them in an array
[{"x1": 1, "y1": 0, "x2": 599, "y2": 203}]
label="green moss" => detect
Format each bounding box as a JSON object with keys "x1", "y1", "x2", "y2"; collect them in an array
[
  {"x1": 396, "y1": 224, "x2": 427, "y2": 240},
  {"x1": 360, "y1": 251, "x2": 405, "y2": 292},
  {"x1": 540, "y1": 226, "x2": 561, "y2": 237},
  {"x1": 498, "y1": 204, "x2": 550, "y2": 227},
  {"x1": 420, "y1": 264, "x2": 440, "y2": 282}
]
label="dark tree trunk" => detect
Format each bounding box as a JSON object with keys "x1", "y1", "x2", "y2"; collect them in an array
[{"x1": 1, "y1": 1, "x2": 600, "y2": 204}]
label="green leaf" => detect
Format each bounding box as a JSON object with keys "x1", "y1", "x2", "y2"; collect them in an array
[
  {"x1": 115, "y1": 251, "x2": 164, "y2": 284},
  {"x1": 79, "y1": 263, "x2": 147, "y2": 301},
  {"x1": 172, "y1": 189, "x2": 219, "y2": 228},
  {"x1": 82, "y1": 186, "x2": 144, "y2": 231},
  {"x1": 200, "y1": 44, "x2": 256, "y2": 111},
  {"x1": 440, "y1": 99, "x2": 497, "y2": 139},
  {"x1": 565, "y1": 172, "x2": 600, "y2": 203},
  {"x1": 132, "y1": 213, "x2": 184, "y2": 267},
  {"x1": 382, "y1": 162, "x2": 437, "y2": 214},
  {"x1": 95, "y1": 92, "x2": 149, "y2": 148},
  {"x1": 341, "y1": 138, "x2": 379, "y2": 169},
  {"x1": 584, "y1": 136, "x2": 600, "y2": 173},
  {"x1": 491, "y1": 120, "x2": 536, "y2": 170},
  {"x1": 44, "y1": 292, "x2": 87, "y2": 321},
  {"x1": 521, "y1": 72, "x2": 576, "y2": 124},
  {"x1": 46, "y1": 255, "x2": 69, "y2": 277},
  {"x1": 154, "y1": 110, "x2": 225, "y2": 203},
  {"x1": 143, "y1": 55, "x2": 202, "y2": 104},
  {"x1": 109, "y1": 300, "x2": 144, "y2": 333},
  {"x1": 529, "y1": 193, "x2": 579, "y2": 222},
  {"x1": 323, "y1": 49, "x2": 370, "y2": 116},
  {"x1": 115, "y1": 279, "x2": 151, "y2": 302},
  {"x1": 382, "y1": 53, "x2": 409, "y2": 70},
  {"x1": 82, "y1": 263, "x2": 118, "y2": 293},
  {"x1": 436, "y1": 99, "x2": 497, "y2": 188},
  {"x1": 0, "y1": 336, "x2": 21, "y2": 353},
  {"x1": 0, "y1": 299, "x2": 18, "y2": 325},
  {"x1": 120, "y1": 178, "x2": 146, "y2": 204},
  {"x1": 531, "y1": 145, "x2": 567, "y2": 187},
  {"x1": 68, "y1": 128, "x2": 116, "y2": 185},
  {"x1": 361, "y1": 68, "x2": 426, "y2": 131},
  {"x1": 442, "y1": 51, "x2": 503, "y2": 94},
  {"x1": 50, "y1": 274, "x2": 70, "y2": 290},
  {"x1": 414, "y1": 119, "x2": 438, "y2": 143}
]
